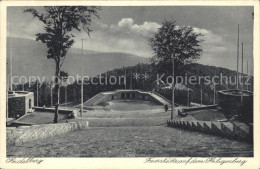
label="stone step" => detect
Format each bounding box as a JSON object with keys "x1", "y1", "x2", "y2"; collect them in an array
[
  {"x1": 191, "y1": 121, "x2": 199, "y2": 131},
  {"x1": 212, "y1": 122, "x2": 223, "y2": 136},
  {"x1": 197, "y1": 121, "x2": 205, "y2": 132},
  {"x1": 233, "y1": 123, "x2": 250, "y2": 140},
  {"x1": 203, "y1": 122, "x2": 212, "y2": 133},
  {"x1": 176, "y1": 121, "x2": 182, "y2": 127},
  {"x1": 167, "y1": 119, "x2": 252, "y2": 143},
  {"x1": 182, "y1": 121, "x2": 188, "y2": 128},
  {"x1": 221, "y1": 122, "x2": 235, "y2": 137},
  {"x1": 186, "y1": 121, "x2": 192, "y2": 129}
]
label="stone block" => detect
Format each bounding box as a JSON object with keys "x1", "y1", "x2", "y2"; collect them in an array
[
  {"x1": 186, "y1": 121, "x2": 192, "y2": 129},
  {"x1": 177, "y1": 121, "x2": 182, "y2": 127},
  {"x1": 14, "y1": 129, "x2": 24, "y2": 135},
  {"x1": 212, "y1": 122, "x2": 223, "y2": 136},
  {"x1": 30, "y1": 125, "x2": 41, "y2": 128},
  {"x1": 173, "y1": 121, "x2": 177, "y2": 127},
  {"x1": 80, "y1": 121, "x2": 87, "y2": 129},
  {"x1": 6, "y1": 130, "x2": 12, "y2": 135},
  {"x1": 181, "y1": 121, "x2": 187, "y2": 128},
  {"x1": 221, "y1": 122, "x2": 234, "y2": 138},
  {"x1": 197, "y1": 121, "x2": 205, "y2": 132},
  {"x1": 233, "y1": 123, "x2": 250, "y2": 140},
  {"x1": 171, "y1": 120, "x2": 175, "y2": 127},
  {"x1": 192, "y1": 121, "x2": 199, "y2": 131},
  {"x1": 174, "y1": 121, "x2": 179, "y2": 127},
  {"x1": 86, "y1": 121, "x2": 89, "y2": 127},
  {"x1": 18, "y1": 126, "x2": 31, "y2": 130},
  {"x1": 7, "y1": 133, "x2": 15, "y2": 141},
  {"x1": 69, "y1": 122, "x2": 77, "y2": 130},
  {"x1": 203, "y1": 122, "x2": 212, "y2": 133},
  {"x1": 168, "y1": 120, "x2": 173, "y2": 127},
  {"x1": 6, "y1": 127, "x2": 16, "y2": 131},
  {"x1": 77, "y1": 122, "x2": 84, "y2": 129}
]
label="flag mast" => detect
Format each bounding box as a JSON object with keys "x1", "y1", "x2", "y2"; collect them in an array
[{"x1": 236, "y1": 24, "x2": 239, "y2": 90}]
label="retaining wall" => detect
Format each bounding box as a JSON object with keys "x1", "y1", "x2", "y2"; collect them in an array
[
  {"x1": 182, "y1": 105, "x2": 218, "y2": 112},
  {"x1": 8, "y1": 92, "x2": 34, "y2": 119},
  {"x1": 87, "y1": 90, "x2": 166, "y2": 106},
  {"x1": 33, "y1": 107, "x2": 78, "y2": 117},
  {"x1": 6, "y1": 121, "x2": 88, "y2": 146},
  {"x1": 218, "y1": 90, "x2": 253, "y2": 121}
]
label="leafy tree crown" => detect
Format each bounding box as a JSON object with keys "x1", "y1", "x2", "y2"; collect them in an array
[{"x1": 149, "y1": 20, "x2": 204, "y2": 75}]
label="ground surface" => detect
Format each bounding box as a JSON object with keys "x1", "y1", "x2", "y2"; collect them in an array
[
  {"x1": 7, "y1": 126, "x2": 253, "y2": 157},
  {"x1": 188, "y1": 109, "x2": 227, "y2": 121},
  {"x1": 17, "y1": 112, "x2": 66, "y2": 124},
  {"x1": 104, "y1": 100, "x2": 162, "y2": 111},
  {"x1": 8, "y1": 100, "x2": 253, "y2": 157}
]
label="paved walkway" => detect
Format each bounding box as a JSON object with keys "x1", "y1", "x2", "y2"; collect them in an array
[
  {"x1": 7, "y1": 101, "x2": 253, "y2": 157},
  {"x1": 7, "y1": 126, "x2": 253, "y2": 157}
]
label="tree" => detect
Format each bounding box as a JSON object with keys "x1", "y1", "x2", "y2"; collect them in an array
[
  {"x1": 24, "y1": 6, "x2": 101, "y2": 123},
  {"x1": 149, "y1": 20, "x2": 203, "y2": 77}
]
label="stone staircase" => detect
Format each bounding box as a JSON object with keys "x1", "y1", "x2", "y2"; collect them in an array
[
  {"x1": 167, "y1": 119, "x2": 253, "y2": 143},
  {"x1": 149, "y1": 92, "x2": 171, "y2": 105},
  {"x1": 83, "y1": 93, "x2": 105, "y2": 106}
]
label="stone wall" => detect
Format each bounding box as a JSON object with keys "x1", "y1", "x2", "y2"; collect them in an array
[
  {"x1": 32, "y1": 107, "x2": 78, "y2": 118},
  {"x1": 6, "y1": 121, "x2": 88, "y2": 146},
  {"x1": 8, "y1": 97, "x2": 25, "y2": 119},
  {"x1": 218, "y1": 90, "x2": 253, "y2": 118},
  {"x1": 94, "y1": 90, "x2": 162, "y2": 105},
  {"x1": 182, "y1": 105, "x2": 218, "y2": 112},
  {"x1": 8, "y1": 92, "x2": 34, "y2": 119},
  {"x1": 24, "y1": 92, "x2": 34, "y2": 114}
]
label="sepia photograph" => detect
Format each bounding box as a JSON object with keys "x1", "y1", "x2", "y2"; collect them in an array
[{"x1": 1, "y1": 1, "x2": 259, "y2": 169}]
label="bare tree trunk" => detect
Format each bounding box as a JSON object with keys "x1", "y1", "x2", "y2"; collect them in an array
[
  {"x1": 54, "y1": 84, "x2": 60, "y2": 123},
  {"x1": 54, "y1": 65, "x2": 60, "y2": 123}
]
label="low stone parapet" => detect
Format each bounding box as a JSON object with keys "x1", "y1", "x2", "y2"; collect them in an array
[
  {"x1": 32, "y1": 107, "x2": 78, "y2": 117},
  {"x1": 183, "y1": 105, "x2": 218, "y2": 113},
  {"x1": 6, "y1": 121, "x2": 89, "y2": 146}
]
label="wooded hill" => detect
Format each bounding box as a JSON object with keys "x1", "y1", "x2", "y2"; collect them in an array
[{"x1": 13, "y1": 62, "x2": 253, "y2": 107}]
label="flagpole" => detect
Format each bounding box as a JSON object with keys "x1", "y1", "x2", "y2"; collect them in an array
[
  {"x1": 213, "y1": 83, "x2": 216, "y2": 104},
  {"x1": 7, "y1": 72, "x2": 9, "y2": 119},
  {"x1": 200, "y1": 83, "x2": 203, "y2": 106},
  {"x1": 187, "y1": 81, "x2": 189, "y2": 108},
  {"x1": 10, "y1": 15, "x2": 13, "y2": 91},
  {"x1": 130, "y1": 69, "x2": 132, "y2": 90},
  {"x1": 241, "y1": 42, "x2": 244, "y2": 103},
  {"x1": 65, "y1": 85, "x2": 67, "y2": 107},
  {"x1": 247, "y1": 60, "x2": 249, "y2": 91},
  {"x1": 36, "y1": 80, "x2": 39, "y2": 107},
  {"x1": 171, "y1": 51, "x2": 175, "y2": 120},
  {"x1": 236, "y1": 24, "x2": 239, "y2": 90},
  {"x1": 81, "y1": 39, "x2": 84, "y2": 121},
  {"x1": 124, "y1": 68, "x2": 127, "y2": 89}
]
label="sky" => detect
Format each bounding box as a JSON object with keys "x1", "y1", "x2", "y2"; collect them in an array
[{"x1": 7, "y1": 6, "x2": 254, "y2": 74}]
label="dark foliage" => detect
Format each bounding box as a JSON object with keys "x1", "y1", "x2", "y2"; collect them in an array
[{"x1": 149, "y1": 20, "x2": 203, "y2": 76}]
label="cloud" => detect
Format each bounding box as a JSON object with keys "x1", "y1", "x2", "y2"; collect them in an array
[
  {"x1": 72, "y1": 18, "x2": 231, "y2": 59},
  {"x1": 98, "y1": 18, "x2": 161, "y2": 38},
  {"x1": 192, "y1": 27, "x2": 229, "y2": 55},
  {"x1": 8, "y1": 13, "x2": 231, "y2": 60},
  {"x1": 117, "y1": 18, "x2": 161, "y2": 37}
]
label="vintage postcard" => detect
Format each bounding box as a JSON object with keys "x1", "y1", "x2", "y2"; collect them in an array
[{"x1": 0, "y1": 1, "x2": 259, "y2": 169}]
